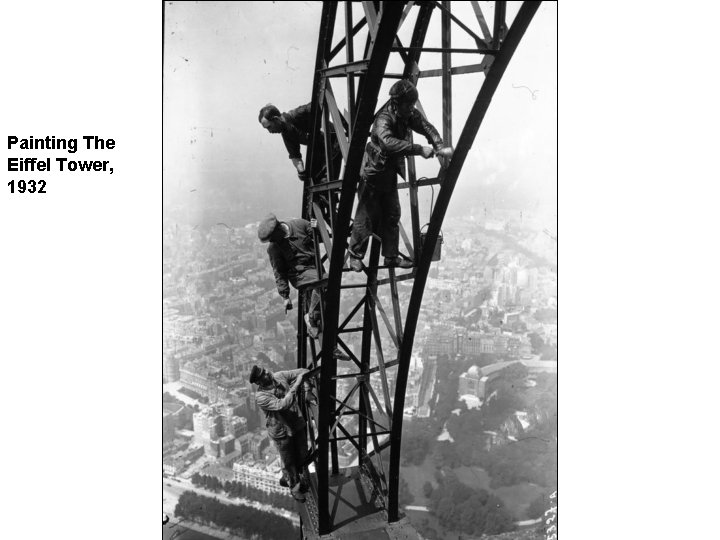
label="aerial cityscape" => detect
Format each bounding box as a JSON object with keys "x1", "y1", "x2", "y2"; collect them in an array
[{"x1": 163, "y1": 205, "x2": 557, "y2": 539}]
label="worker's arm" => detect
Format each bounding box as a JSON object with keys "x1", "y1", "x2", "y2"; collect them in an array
[
  {"x1": 375, "y1": 112, "x2": 434, "y2": 159},
  {"x1": 255, "y1": 388, "x2": 296, "y2": 411},
  {"x1": 268, "y1": 245, "x2": 291, "y2": 301},
  {"x1": 283, "y1": 368, "x2": 310, "y2": 392},
  {"x1": 409, "y1": 109, "x2": 453, "y2": 164},
  {"x1": 409, "y1": 109, "x2": 444, "y2": 152},
  {"x1": 284, "y1": 368, "x2": 316, "y2": 406},
  {"x1": 282, "y1": 128, "x2": 304, "y2": 161},
  {"x1": 281, "y1": 107, "x2": 310, "y2": 180}
]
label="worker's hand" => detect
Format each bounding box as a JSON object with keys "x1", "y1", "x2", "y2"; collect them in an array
[
  {"x1": 436, "y1": 146, "x2": 453, "y2": 169},
  {"x1": 310, "y1": 218, "x2": 317, "y2": 229},
  {"x1": 419, "y1": 146, "x2": 434, "y2": 159},
  {"x1": 297, "y1": 170, "x2": 309, "y2": 182},
  {"x1": 284, "y1": 298, "x2": 293, "y2": 313}
]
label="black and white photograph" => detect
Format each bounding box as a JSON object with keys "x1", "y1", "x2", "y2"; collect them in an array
[
  {"x1": 7, "y1": 1, "x2": 720, "y2": 539},
  {"x1": 163, "y1": 2, "x2": 557, "y2": 539}
]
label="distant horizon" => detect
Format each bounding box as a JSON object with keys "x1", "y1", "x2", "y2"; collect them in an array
[{"x1": 163, "y1": 1, "x2": 557, "y2": 228}]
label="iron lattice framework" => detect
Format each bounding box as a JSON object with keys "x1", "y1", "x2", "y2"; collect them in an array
[{"x1": 293, "y1": 2, "x2": 541, "y2": 537}]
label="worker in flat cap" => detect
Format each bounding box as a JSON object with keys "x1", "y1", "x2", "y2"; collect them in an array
[
  {"x1": 259, "y1": 214, "x2": 351, "y2": 360},
  {"x1": 258, "y1": 213, "x2": 323, "y2": 338},
  {"x1": 347, "y1": 79, "x2": 454, "y2": 272},
  {"x1": 258, "y1": 102, "x2": 344, "y2": 184},
  {"x1": 250, "y1": 364, "x2": 315, "y2": 501}
]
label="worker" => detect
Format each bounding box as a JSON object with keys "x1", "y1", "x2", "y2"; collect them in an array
[
  {"x1": 250, "y1": 364, "x2": 316, "y2": 502},
  {"x1": 347, "y1": 79, "x2": 454, "y2": 272},
  {"x1": 258, "y1": 213, "x2": 351, "y2": 360},
  {"x1": 258, "y1": 213, "x2": 322, "y2": 338},
  {"x1": 258, "y1": 102, "x2": 343, "y2": 184}
]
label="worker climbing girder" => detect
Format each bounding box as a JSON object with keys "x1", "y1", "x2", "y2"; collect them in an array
[{"x1": 293, "y1": 2, "x2": 541, "y2": 537}]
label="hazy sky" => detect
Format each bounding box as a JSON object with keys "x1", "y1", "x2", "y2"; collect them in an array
[{"x1": 163, "y1": 1, "x2": 556, "y2": 228}]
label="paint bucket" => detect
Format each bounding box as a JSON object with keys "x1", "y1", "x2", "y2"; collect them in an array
[{"x1": 420, "y1": 224, "x2": 443, "y2": 262}]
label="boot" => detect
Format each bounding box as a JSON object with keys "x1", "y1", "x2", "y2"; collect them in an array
[
  {"x1": 384, "y1": 255, "x2": 413, "y2": 269},
  {"x1": 349, "y1": 257, "x2": 364, "y2": 272},
  {"x1": 291, "y1": 481, "x2": 307, "y2": 502},
  {"x1": 304, "y1": 313, "x2": 320, "y2": 338}
]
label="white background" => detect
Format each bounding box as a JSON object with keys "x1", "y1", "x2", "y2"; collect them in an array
[
  {"x1": 1, "y1": 1, "x2": 719, "y2": 539},
  {"x1": 0, "y1": 1, "x2": 158, "y2": 538}
]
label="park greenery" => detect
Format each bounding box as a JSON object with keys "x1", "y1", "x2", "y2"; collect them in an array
[
  {"x1": 399, "y1": 476, "x2": 415, "y2": 506},
  {"x1": 163, "y1": 391, "x2": 181, "y2": 404},
  {"x1": 527, "y1": 331, "x2": 558, "y2": 360},
  {"x1": 401, "y1": 353, "x2": 557, "y2": 524},
  {"x1": 443, "y1": 365, "x2": 557, "y2": 488},
  {"x1": 526, "y1": 490, "x2": 557, "y2": 519},
  {"x1": 174, "y1": 491, "x2": 299, "y2": 540},
  {"x1": 428, "y1": 470, "x2": 516, "y2": 536},
  {"x1": 192, "y1": 472, "x2": 296, "y2": 511}
]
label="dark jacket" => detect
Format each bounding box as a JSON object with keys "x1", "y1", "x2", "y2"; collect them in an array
[
  {"x1": 280, "y1": 103, "x2": 312, "y2": 161},
  {"x1": 267, "y1": 218, "x2": 316, "y2": 299},
  {"x1": 255, "y1": 369, "x2": 307, "y2": 440},
  {"x1": 363, "y1": 101, "x2": 444, "y2": 190},
  {"x1": 281, "y1": 103, "x2": 345, "y2": 177}
]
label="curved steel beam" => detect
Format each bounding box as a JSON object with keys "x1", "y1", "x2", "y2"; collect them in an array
[
  {"x1": 403, "y1": 2, "x2": 434, "y2": 81},
  {"x1": 315, "y1": 2, "x2": 408, "y2": 534},
  {"x1": 303, "y1": 2, "x2": 337, "y2": 220},
  {"x1": 387, "y1": 0, "x2": 543, "y2": 522}
]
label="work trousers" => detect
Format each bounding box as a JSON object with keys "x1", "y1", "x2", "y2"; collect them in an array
[
  {"x1": 273, "y1": 431, "x2": 308, "y2": 487},
  {"x1": 348, "y1": 181, "x2": 401, "y2": 259},
  {"x1": 292, "y1": 267, "x2": 322, "y2": 327}
]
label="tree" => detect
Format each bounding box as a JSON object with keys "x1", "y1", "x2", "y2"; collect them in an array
[
  {"x1": 526, "y1": 492, "x2": 551, "y2": 519},
  {"x1": 174, "y1": 491, "x2": 298, "y2": 540},
  {"x1": 163, "y1": 392, "x2": 180, "y2": 404},
  {"x1": 399, "y1": 477, "x2": 414, "y2": 506},
  {"x1": 426, "y1": 471, "x2": 516, "y2": 536},
  {"x1": 483, "y1": 496, "x2": 516, "y2": 534},
  {"x1": 422, "y1": 481, "x2": 434, "y2": 498},
  {"x1": 499, "y1": 362, "x2": 529, "y2": 382},
  {"x1": 433, "y1": 441, "x2": 461, "y2": 468},
  {"x1": 401, "y1": 423, "x2": 432, "y2": 466},
  {"x1": 528, "y1": 332, "x2": 545, "y2": 353}
]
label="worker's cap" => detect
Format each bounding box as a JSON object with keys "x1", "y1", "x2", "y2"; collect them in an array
[
  {"x1": 389, "y1": 79, "x2": 419, "y2": 103},
  {"x1": 257, "y1": 213, "x2": 280, "y2": 243},
  {"x1": 249, "y1": 365, "x2": 263, "y2": 385}
]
